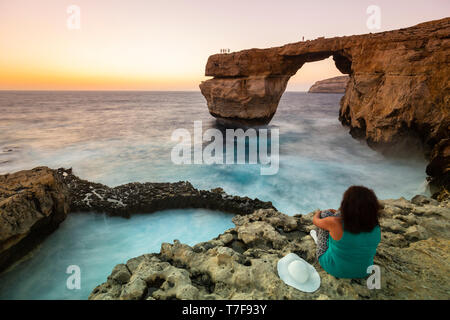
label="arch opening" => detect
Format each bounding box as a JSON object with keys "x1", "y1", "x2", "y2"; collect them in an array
[{"x1": 285, "y1": 56, "x2": 348, "y2": 93}]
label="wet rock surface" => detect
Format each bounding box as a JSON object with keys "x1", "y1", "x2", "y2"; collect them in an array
[
  {"x1": 58, "y1": 168, "x2": 274, "y2": 217},
  {"x1": 90, "y1": 198, "x2": 450, "y2": 300}
]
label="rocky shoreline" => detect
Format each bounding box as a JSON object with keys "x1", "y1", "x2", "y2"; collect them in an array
[
  {"x1": 1, "y1": 167, "x2": 448, "y2": 299},
  {"x1": 0, "y1": 167, "x2": 273, "y2": 273},
  {"x1": 89, "y1": 196, "x2": 450, "y2": 300}
]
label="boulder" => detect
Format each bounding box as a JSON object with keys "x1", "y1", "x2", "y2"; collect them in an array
[{"x1": 0, "y1": 167, "x2": 70, "y2": 272}]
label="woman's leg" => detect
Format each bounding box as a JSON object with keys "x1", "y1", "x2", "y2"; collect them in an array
[{"x1": 315, "y1": 210, "x2": 341, "y2": 258}]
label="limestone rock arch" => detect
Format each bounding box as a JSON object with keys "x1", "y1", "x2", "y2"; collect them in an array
[
  {"x1": 199, "y1": 18, "x2": 450, "y2": 194},
  {"x1": 200, "y1": 49, "x2": 351, "y2": 126}
]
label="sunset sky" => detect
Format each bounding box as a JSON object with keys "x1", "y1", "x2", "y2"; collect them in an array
[{"x1": 1, "y1": 0, "x2": 449, "y2": 91}]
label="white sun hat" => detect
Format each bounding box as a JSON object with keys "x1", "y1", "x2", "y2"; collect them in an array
[{"x1": 277, "y1": 253, "x2": 321, "y2": 293}]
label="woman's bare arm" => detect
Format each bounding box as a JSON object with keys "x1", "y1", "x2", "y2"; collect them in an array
[
  {"x1": 312, "y1": 210, "x2": 330, "y2": 230},
  {"x1": 312, "y1": 210, "x2": 343, "y2": 240}
]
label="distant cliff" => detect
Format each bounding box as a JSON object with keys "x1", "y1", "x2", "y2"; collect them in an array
[{"x1": 308, "y1": 76, "x2": 349, "y2": 93}]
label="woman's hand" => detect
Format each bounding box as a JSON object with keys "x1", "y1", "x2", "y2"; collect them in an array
[
  {"x1": 312, "y1": 209, "x2": 343, "y2": 240},
  {"x1": 313, "y1": 209, "x2": 333, "y2": 232},
  {"x1": 312, "y1": 209, "x2": 322, "y2": 227}
]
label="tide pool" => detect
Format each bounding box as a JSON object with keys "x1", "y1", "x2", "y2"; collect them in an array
[{"x1": 0, "y1": 209, "x2": 234, "y2": 300}]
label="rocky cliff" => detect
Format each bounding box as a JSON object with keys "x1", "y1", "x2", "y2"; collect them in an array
[
  {"x1": 0, "y1": 167, "x2": 70, "y2": 272},
  {"x1": 199, "y1": 17, "x2": 450, "y2": 195},
  {"x1": 308, "y1": 76, "x2": 349, "y2": 93},
  {"x1": 426, "y1": 139, "x2": 450, "y2": 199}
]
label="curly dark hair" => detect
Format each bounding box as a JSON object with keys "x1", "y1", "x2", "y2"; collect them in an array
[{"x1": 340, "y1": 186, "x2": 380, "y2": 234}]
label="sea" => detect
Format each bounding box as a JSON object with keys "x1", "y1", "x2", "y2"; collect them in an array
[{"x1": 0, "y1": 91, "x2": 428, "y2": 299}]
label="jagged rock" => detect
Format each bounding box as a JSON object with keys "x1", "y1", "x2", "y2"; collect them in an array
[
  {"x1": 109, "y1": 264, "x2": 131, "y2": 284},
  {"x1": 58, "y1": 168, "x2": 274, "y2": 217},
  {"x1": 232, "y1": 208, "x2": 299, "y2": 232},
  {"x1": 411, "y1": 195, "x2": 439, "y2": 206},
  {"x1": 119, "y1": 277, "x2": 147, "y2": 300},
  {"x1": 308, "y1": 76, "x2": 349, "y2": 93},
  {"x1": 0, "y1": 167, "x2": 70, "y2": 272},
  {"x1": 90, "y1": 195, "x2": 450, "y2": 300},
  {"x1": 426, "y1": 139, "x2": 450, "y2": 200},
  {"x1": 404, "y1": 225, "x2": 428, "y2": 241}
]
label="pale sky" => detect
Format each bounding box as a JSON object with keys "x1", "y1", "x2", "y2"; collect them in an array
[{"x1": 0, "y1": 0, "x2": 449, "y2": 91}]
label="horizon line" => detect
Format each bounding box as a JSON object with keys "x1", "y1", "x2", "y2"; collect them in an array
[{"x1": 0, "y1": 89, "x2": 317, "y2": 93}]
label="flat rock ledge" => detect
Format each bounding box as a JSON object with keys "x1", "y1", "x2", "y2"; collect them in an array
[{"x1": 90, "y1": 196, "x2": 450, "y2": 300}]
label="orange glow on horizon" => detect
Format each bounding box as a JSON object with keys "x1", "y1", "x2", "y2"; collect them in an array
[
  {"x1": 1, "y1": 0, "x2": 448, "y2": 91},
  {"x1": 1, "y1": 65, "x2": 206, "y2": 91}
]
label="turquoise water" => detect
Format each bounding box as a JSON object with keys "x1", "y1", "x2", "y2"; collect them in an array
[
  {"x1": 0, "y1": 91, "x2": 429, "y2": 214},
  {"x1": 0, "y1": 91, "x2": 429, "y2": 299},
  {"x1": 0, "y1": 209, "x2": 234, "y2": 300}
]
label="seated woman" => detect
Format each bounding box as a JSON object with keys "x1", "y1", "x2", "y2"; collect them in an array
[{"x1": 310, "y1": 186, "x2": 381, "y2": 279}]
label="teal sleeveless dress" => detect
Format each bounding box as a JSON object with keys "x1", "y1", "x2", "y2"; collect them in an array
[{"x1": 318, "y1": 225, "x2": 381, "y2": 279}]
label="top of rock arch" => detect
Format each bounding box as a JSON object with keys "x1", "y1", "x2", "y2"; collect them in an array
[{"x1": 204, "y1": 17, "x2": 450, "y2": 77}]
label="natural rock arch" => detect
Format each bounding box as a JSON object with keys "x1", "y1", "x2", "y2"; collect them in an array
[
  {"x1": 200, "y1": 49, "x2": 352, "y2": 126},
  {"x1": 200, "y1": 17, "x2": 450, "y2": 195}
]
